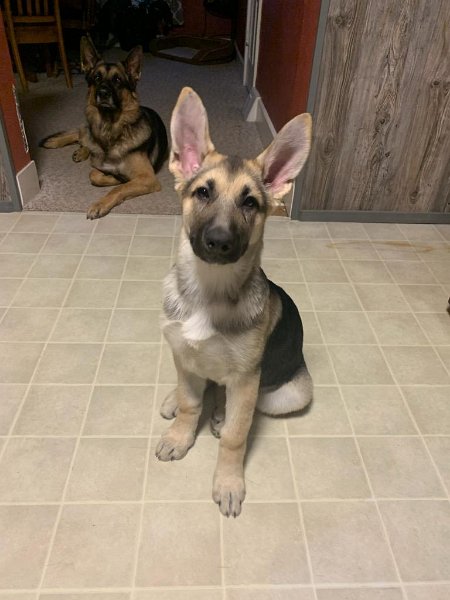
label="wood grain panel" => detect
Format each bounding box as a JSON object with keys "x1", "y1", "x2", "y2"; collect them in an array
[{"x1": 301, "y1": 0, "x2": 450, "y2": 214}]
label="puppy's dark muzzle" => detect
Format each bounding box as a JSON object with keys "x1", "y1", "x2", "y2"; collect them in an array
[{"x1": 193, "y1": 225, "x2": 243, "y2": 264}]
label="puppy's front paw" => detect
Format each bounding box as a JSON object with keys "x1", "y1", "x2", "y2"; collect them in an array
[
  {"x1": 213, "y1": 473, "x2": 246, "y2": 518},
  {"x1": 86, "y1": 201, "x2": 109, "y2": 220},
  {"x1": 155, "y1": 430, "x2": 194, "y2": 461},
  {"x1": 160, "y1": 389, "x2": 178, "y2": 419}
]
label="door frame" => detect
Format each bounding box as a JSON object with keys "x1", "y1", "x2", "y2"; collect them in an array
[{"x1": 0, "y1": 112, "x2": 22, "y2": 212}]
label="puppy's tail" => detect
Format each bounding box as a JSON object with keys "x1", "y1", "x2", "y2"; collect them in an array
[{"x1": 39, "y1": 129, "x2": 79, "y2": 149}]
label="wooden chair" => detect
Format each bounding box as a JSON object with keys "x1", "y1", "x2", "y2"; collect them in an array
[{"x1": 3, "y1": 0, "x2": 73, "y2": 92}]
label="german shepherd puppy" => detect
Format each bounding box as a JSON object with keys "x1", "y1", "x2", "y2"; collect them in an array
[
  {"x1": 40, "y1": 36, "x2": 168, "y2": 219},
  {"x1": 157, "y1": 87, "x2": 313, "y2": 517}
]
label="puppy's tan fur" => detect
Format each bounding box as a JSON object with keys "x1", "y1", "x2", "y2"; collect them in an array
[{"x1": 157, "y1": 87, "x2": 313, "y2": 517}]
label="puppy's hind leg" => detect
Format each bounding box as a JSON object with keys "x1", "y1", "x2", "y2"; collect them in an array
[{"x1": 257, "y1": 364, "x2": 313, "y2": 416}]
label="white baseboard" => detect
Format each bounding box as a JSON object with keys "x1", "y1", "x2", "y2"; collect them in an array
[{"x1": 16, "y1": 160, "x2": 40, "y2": 207}]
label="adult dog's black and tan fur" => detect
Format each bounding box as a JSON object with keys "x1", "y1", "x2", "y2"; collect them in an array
[
  {"x1": 157, "y1": 87, "x2": 313, "y2": 517},
  {"x1": 40, "y1": 36, "x2": 168, "y2": 219}
]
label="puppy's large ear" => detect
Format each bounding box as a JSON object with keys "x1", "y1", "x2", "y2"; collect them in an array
[
  {"x1": 123, "y1": 46, "x2": 143, "y2": 87},
  {"x1": 80, "y1": 35, "x2": 101, "y2": 74},
  {"x1": 256, "y1": 113, "x2": 312, "y2": 200},
  {"x1": 169, "y1": 87, "x2": 215, "y2": 184}
]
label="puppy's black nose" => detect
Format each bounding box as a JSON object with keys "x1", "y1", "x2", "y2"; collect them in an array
[
  {"x1": 97, "y1": 87, "x2": 110, "y2": 100},
  {"x1": 203, "y1": 226, "x2": 233, "y2": 257}
]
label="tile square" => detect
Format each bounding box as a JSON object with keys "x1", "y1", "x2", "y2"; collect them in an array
[
  {"x1": 367, "y1": 313, "x2": 428, "y2": 345},
  {"x1": 136, "y1": 503, "x2": 220, "y2": 586},
  {"x1": 280, "y1": 283, "x2": 312, "y2": 311},
  {"x1": 385, "y1": 261, "x2": 436, "y2": 284},
  {"x1": 290, "y1": 437, "x2": 370, "y2": 499},
  {"x1": 293, "y1": 238, "x2": 339, "y2": 259},
  {"x1": 301, "y1": 312, "x2": 323, "y2": 343},
  {"x1": 354, "y1": 284, "x2": 409, "y2": 312},
  {"x1": 327, "y1": 223, "x2": 368, "y2": 239},
  {"x1": 335, "y1": 240, "x2": 379, "y2": 260},
  {"x1": 14, "y1": 385, "x2": 90, "y2": 435},
  {"x1": 95, "y1": 215, "x2": 137, "y2": 234},
  {"x1": 0, "y1": 278, "x2": 22, "y2": 305},
  {"x1": 108, "y1": 309, "x2": 161, "y2": 342},
  {"x1": 343, "y1": 261, "x2": 392, "y2": 284},
  {"x1": 54, "y1": 213, "x2": 97, "y2": 233},
  {"x1": 436, "y1": 346, "x2": 450, "y2": 370},
  {"x1": 415, "y1": 313, "x2": 450, "y2": 345},
  {"x1": 12, "y1": 278, "x2": 71, "y2": 307},
  {"x1": 0, "y1": 233, "x2": 47, "y2": 253},
  {"x1": 318, "y1": 589, "x2": 402, "y2": 600},
  {"x1": 42, "y1": 233, "x2": 90, "y2": 255},
  {"x1": 0, "y1": 437, "x2": 75, "y2": 501},
  {"x1": 308, "y1": 283, "x2": 361, "y2": 311},
  {"x1": 0, "y1": 254, "x2": 35, "y2": 277},
  {"x1": 29, "y1": 254, "x2": 81, "y2": 278},
  {"x1": 328, "y1": 345, "x2": 393, "y2": 384},
  {"x1": 262, "y1": 218, "x2": 290, "y2": 238},
  {"x1": 145, "y1": 437, "x2": 217, "y2": 501},
  {"x1": 227, "y1": 590, "x2": 313, "y2": 600},
  {"x1": 263, "y1": 238, "x2": 296, "y2": 259},
  {"x1": 435, "y1": 224, "x2": 450, "y2": 241},
  {"x1": 52, "y1": 308, "x2": 111, "y2": 342},
  {"x1": 301, "y1": 260, "x2": 348, "y2": 283},
  {"x1": 223, "y1": 503, "x2": 309, "y2": 584},
  {"x1": 124, "y1": 257, "x2": 171, "y2": 280},
  {"x1": 77, "y1": 256, "x2": 126, "y2": 279},
  {"x1": 129, "y1": 236, "x2": 173, "y2": 256},
  {"x1": 0, "y1": 307, "x2": 58, "y2": 341},
  {"x1": 245, "y1": 437, "x2": 295, "y2": 500},
  {"x1": 40, "y1": 595, "x2": 129, "y2": 600},
  {"x1": 84, "y1": 386, "x2": 154, "y2": 435},
  {"x1": 64, "y1": 280, "x2": 120, "y2": 308},
  {"x1": 303, "y1": 501, "x2": 396, "y2": 583},
  {"x1": 426, "y1": 260, "x2": 450, "y2": 283},
  {"x1": 373, "y1": 242, "x2": 419, "y2": 261},
  {"x1": 405, "y1": 585, "x2": 450, "y2": 600},
  {"x1": 0, "y1": 505, "x2": 57, "y2": 587},
  {"x1": 86, "y1": 235, "x2": 131, "y2": 256},
  {"x1": 34, "y1": 343, "x2": 102, "y2": 383},
  {"x1": 363, "y1": 223, "x2": 406, "y2": 241},
  {"x1": 382, "y1": 346, "x2": 449, "y2": 384},
  {"x1": 303, "y1": 345, "x2": 336, "y2": 384},
  {"x1": 12, "y1": 213, "x2": 59, "y2": 233},
  {"x1": 116, "y1": 280, "x2": 163, "y2": 309},
  {"x1": 398, "y1": 224, "x2": 443, "y2": 241},
  {"x1": 287, "y1": 386, "x2": 351, "y2": 435},
  {"x1": 0, "y1": 212, "x2": 20, "y2": 231},
  {"x1": 379, "y1": 500, "x2": 450, "y2": 580},
  {"x1": 425, "y1": 437, "x2": 450, "y2": 492},
  {"x1": 358, "y1": 437, "x2": 444, "y2": 497},
  {"x1": 262, "y1": 258, "x2": 303, "y2": 282},
  {"x1": 0, "y1": 342, "x2": 43, "y2": 383},
  {"x1": 44, "y1": 504, "x2": 140, "y2": 587},
  {"x1": 135, "y1": 216, "x2": 176, "y2": 236},
  {"x1": 399, "y1": 285, "x2": 447, "y2": 312},
  {"x1": 402, "y1": 386, "x2": 450, "y2": 434},
  {"x1": 317, "y1": 312, "x2": 376, "y2": 344},
  {"x1": 97, "y1": 343, "x2": 159, "y2": 384},
  {"x1": 290, "y1": 221, "x2": 329, "y2": 238},
  {"x1": 66, "y1": 438, "x2": 147, "y2": 501},
  {"x1": 0, "y1": 384, "x2": 27, "y2": 434},
  {"x1": 342, "y1": 386, "x2": 415, "y2": 435}
]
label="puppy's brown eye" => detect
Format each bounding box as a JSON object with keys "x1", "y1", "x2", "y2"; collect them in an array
[
  {"x1": 242, "y1": 196, "x2": 258, "y2": 209},
  {"x1": 195, "y1": 187, "x2": 209, "y2": 201}
]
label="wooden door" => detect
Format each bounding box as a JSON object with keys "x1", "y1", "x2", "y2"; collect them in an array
[{"x1": 300, "y1": 0, "x2": 450, "y2": 215}]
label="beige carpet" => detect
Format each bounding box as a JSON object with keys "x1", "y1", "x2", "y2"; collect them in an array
[{"x1": 20, "y1": 50, "x2": 264, "y2": 215}]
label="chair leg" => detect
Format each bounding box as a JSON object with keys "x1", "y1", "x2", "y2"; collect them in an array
[
  {"x1": 9, "y1": 38, "x2": 28, "y2": 92},
  {"x1": 57, "y1": 37, "x2": 72, "y2": 88}
]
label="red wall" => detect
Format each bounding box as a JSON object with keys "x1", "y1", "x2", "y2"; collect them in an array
[
  {"x1": 0, "y1": 11, "x2": 30, "y2": 173},
  {"x1": 256, "y1": 0, "x2": 321, "y2": 131}
]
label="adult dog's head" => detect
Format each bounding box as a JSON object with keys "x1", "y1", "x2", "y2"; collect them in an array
[
  {"x1": 80, "y1": 36, "x2": 142, "y2": 114},
  {"x1": 169, "y1": 87, "x2": 312, "y2": 265}
]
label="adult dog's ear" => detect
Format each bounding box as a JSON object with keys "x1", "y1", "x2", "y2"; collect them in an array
[
  {"x1": 169, "y1": 87, "x2": 215, "y2": 186},
  {"x1": 123, "y1": 46, "x2": 143, "y2": 87},
  {"x1": 256, "y1": 113, "x2": 312, "y2": 200},
  {"x1": 80, "y1": 35, "x2": 101, "y2": 74}
]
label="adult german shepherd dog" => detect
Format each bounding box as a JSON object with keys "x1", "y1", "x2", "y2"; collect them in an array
[
  {"x1": 41, "y1": 36, "x2": 168, "y2": 219},
  {"x1": 157, "y1": 87, "x2": 313, "y2": 517}
]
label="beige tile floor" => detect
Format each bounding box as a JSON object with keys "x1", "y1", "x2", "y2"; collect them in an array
[{"x1": 0, "y1": 211, "x2": 449, "y2": 600}]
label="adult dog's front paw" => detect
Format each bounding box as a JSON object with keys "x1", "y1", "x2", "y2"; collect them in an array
[
  {"x1": 72, "y1": 146, "x2": 90, "y2": 162},
  {"x1": 155, "y1": 430, "x2": 194, "y2": 461},
  {"x1": 213, "y1": 473, "x2": 246, "y2": 518},
  {"x1": 86, "y1": 201, "x2": 109, "y2": 220}
]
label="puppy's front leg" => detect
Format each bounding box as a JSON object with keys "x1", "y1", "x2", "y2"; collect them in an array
[
  {"x1": 213, "y1": 372, "x2": 260, "y2": 517},
  {"x1": 156, "y1": 358, "x2": 206, "y2": 461}
]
